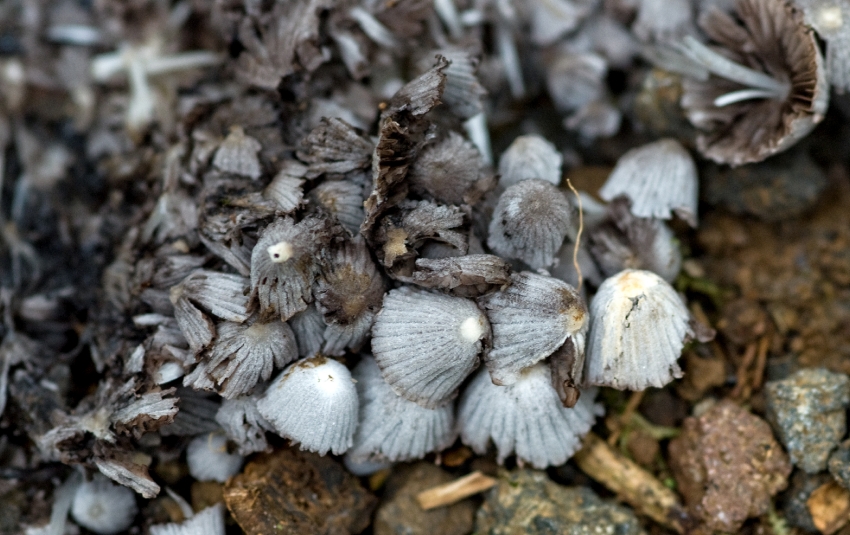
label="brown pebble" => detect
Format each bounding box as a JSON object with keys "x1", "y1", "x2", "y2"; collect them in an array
[
  {"x1": 223, "y1": 448, "x2": 377, "y2": 535},
  {"x1": 807, "y1": 481, "x2": 850, "y2": 535},
  {"x1": 668, "y1": 400, "x2": 791, "y2": 532},
  {"x1": 191, "y1": 481, "x2": 223, "y2": 512}
]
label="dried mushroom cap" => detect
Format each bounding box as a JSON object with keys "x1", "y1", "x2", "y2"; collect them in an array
[
  {"x1": 408, "y1": 132, "x2": 494, "y2": 206},
  {"x1": 296, "y1": 117, "x2": 373, "y2": 179},
  {"x1": 478, "y1": 272, "x2": 587, "y2": 386},
  {"x1": 599, "y1": 139, "x2": 698, "y2": 226},
  {"x1": 257, "y1": 356, "x2": 359, "y2": 455},
  {"x1": 205, "y1": 319, "x2": 298, "y2": 399},
  {"x1": 488, "y1": 179, "x2": 573, "y2": 270},
  {"x1": 160, "y1": 388, "x2": 220, "y2": 437},
  {"x1": 585, "y1": 269, "x2": 692, "y2": 390},
  {"x1": 250, "y1": 216, "x2": 333, "y2": 321},
  {"x1": 348, "y1": 357, "x2": 456, "y2": 463},
  {"x1": 70, "y1": 474, "x2": 137, "y2": 535},
  {"x1": 375, "y1": 200, "x2": 468, "y2": 269},
  {"x1": 150, "y1": 503, "x2": 225, "y2": 535},
  {"x1": 371, "y1": 286, "x2": 490, "y2": 408},
  {"x1": 186, "y1": 432, "x2": 244, "y2": 483},
  {"x1": 309, "y1": 180, "x2": 366, "y2": 236},
  {"x1": 678, "y1": 0, "x2": 828, "y2": 165},
  {"x1": 216, "y1": 396, "x2": 271, "y2": 455},
  {"x1": 497, "y1": 135, "x2": 563, "y2": 189},
  {"x1": 264, "y1": 162, "x2": 306, "y2": 214},
  {"x1": 589, "y1": 198, "x2": 683, "y2": 283},
  {"x1": 549, "y1": 329, "x2": 587, "y2": 409},
  {"x1": 212, "y1": 126, "x2": 263, "y2": 179},
  {"x1": 457, "y1": 365, "x2": 602, "y2": 468},
  {"x1": 315, "y1": 237, "x2": 386, "y2": 356},
  {"x1": 411, "y1": 254, "x2": 512, "y2": 297},
  {"x1": 438, "y1": 48, "x2": 488, "y2": 119}
]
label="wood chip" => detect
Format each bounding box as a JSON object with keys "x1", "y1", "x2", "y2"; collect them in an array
[
  {"x1": 807, "y1": 481, "x2": 850, "y2": 535},
  {"x1": 416, "y1": 471, "x2": 497, "y2": 510}
]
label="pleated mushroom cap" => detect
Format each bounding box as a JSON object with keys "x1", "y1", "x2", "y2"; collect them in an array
[
  {"x1": 457, "y1": 364, "x2": 602, "y2": 468},
  {"x1": 371, "y1": 286, "x2": 490, "y2": 408},
  {"x1": 488, "y1": 179, "x2": 573, "y2": 269},
  {"x1": 256, "y1": 356, "x2": 358, "y2": 455},
  {"x1": 186, "y1": 432, "x2": 244, "y2": 483},
  {"x1": 348, "y1": 357, "x2": 456, "y2": 463},
  {"x1": 70, "y1": 474, "x2": 137, "y2": 535},
  {"x1": 497, "y1": 135, "x2": 563, "y2": 189},
  {"x1": 598, "y1": 139, "x2": 698, "y2": 227},
  {"x1": 585, "y1": 269, "x2": 692, "y2": 390},
  {"x1": 478, "y1": 272, "x2": 587, "y2": 386}
]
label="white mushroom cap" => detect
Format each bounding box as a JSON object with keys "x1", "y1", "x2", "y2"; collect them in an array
[
  {"x1": 256, "y1": 356, "x2": 359, "y2": 455},
  {"x1": 215, "y1": 396, "x2": 272, "y2": 455},
  {"x1": 348, "y1": 357, "x2": 456, "y2": 463},
  {"x1": 585, "y1": 269, "x2": 692, "y2": 390},
  {"x1": 186, "y1": 432, "x2": 244, "y2": 483},
  {"x1": 598, "y1": 138, "x2": 699, "y2": 226},
  {"x1": 457, "y1": 365, "x2": 602, "y2": 468},
  {"x1": 70, "y1": 474, "x2": 137, "y2": 535},
  {"x1": 497, "y1": 134, "x2": 563, "y2": 189},
  {"x1": 488, "y1": 179, "x2": 574, "y2": 269},
  {"x1": 150, "y1": 503, "x2": 225, "y2": 535},
  {"x1": 478, "y1": 272, "x2": 587, "y2": 386},
  {"x1": 371, "y1": 287, "x2": 490, "y2": 408}
]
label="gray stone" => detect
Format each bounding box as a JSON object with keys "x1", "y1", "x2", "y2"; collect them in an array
[
  {"x1": 829, "y1": 440, "x2": 850, "y2": 490},
  {"x1": 475, "y1": 469, "x2": 645, "y2": 535},
  {"x1": 765, "y1": 367, "x2": 850, "y2": 474},
  {"x1": 780, "y1": 471, "x2": 833, "y2": 533}
]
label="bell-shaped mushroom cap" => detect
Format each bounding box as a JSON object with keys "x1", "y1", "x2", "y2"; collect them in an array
[
  {"x1": 348, "y1": 357, "x2": 456, "y2": 463},
  {"x1": 457, "y1": 365, "x2": 602, "y2": 468},
  {"x1": 585, "y1": 269, "x2": 692, "y2": 390},
  {"x1": 678, "y1": 0, "x2": 828, "y2": 165},
  {"x1": 250, "y1": 216, "x2": 334, "y2": 321},
  {"x1": 408, "y1": 132, "x2": 494, "y2": 206},
  {"x1": 206, "y1": 320, "x2": 298, "y2": 399},
  {"x1": 488, "y1": 179, "x2": 573, "y2": 270},
  {"x1": 478, "y1": 272, "x2": 587, "y2": 386},
  {"x1": 264, "y1": 161, "x2": 306, "y2": 214},
  {"x1": 438, "y1": 48, "x2": 488, "y2": 119},
  {"x1": 215, "y1": 396, "x2": 271, "y2": 455},
  {"x1": 213, "y1": 126, "x2": 262, "y2": 179},
  {"x1": 309, "y1": 180, "x2": 366, "y2": 236},
  {"x1": 256, "y1": 356, "x2": 359, "y2": 455},
  {"x1": 371, "y1": 286, "x2": 490, "y2": 408},
  {"x1": 186, "y1": 432, "x2": 244, "y2": 483},
  {"x1": 70, "y1": 474, "x2": 137, "y2": 535},
  {"x1": 289, "y1": 304, "x2": 325, "y2": 358},
  {"x1": 150, "y1": 504, "x2": 225, "y2": 535},
  {"x1": 497, "y1": 135, "x2": 563, "y2": 189},
  {"x1": 598, "y1": 139, "x2": 698, "y2": 226}
]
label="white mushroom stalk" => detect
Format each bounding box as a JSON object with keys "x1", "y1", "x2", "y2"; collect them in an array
[
  {"x1": 349, "y1": 7, "x2": 400, "y2": 48},
  {"x1": 675, "y1": 35, "x2": 791, "y2": 107}
]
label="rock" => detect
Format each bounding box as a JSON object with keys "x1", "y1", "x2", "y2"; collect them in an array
[
  {"x1": 807, "y1": 481, "x2": 850, "y2": 535},
  {"x1": 223, "y1": 448, "x2": 377, "y2": 535},
  {"x1": 475, "y1": 469, "x2": 645, "y2": 535},
  {"x1": 765, "y1": 367, "x2": 850, "y2": 474},
  {"x1": 374, "y1": 463, "x2": 475, "y2": 535},
  {"x1": 781, "y1": 471, "x2": 833, "y2": 533},
  {"x1": 829, "y1": 441, "x2": 850, "y2": 490},
  {"x1": 668, "y1": 400, "x2": 791, "y2": 533}
]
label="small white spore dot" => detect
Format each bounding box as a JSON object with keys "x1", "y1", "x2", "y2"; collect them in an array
[
  {"x1": 267, "y1": 241, "x2": 293, "y2": 263},
  {"x1": 459, "y1": 316, "x2": 485, "y2": 343}
]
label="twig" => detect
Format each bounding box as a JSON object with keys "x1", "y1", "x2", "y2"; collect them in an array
[
  {"x1": 751, "y1": 335, "x2": 770, "y2": 390},
  {"x1": 574, "y1": 433, "x2": 690, "y2": 533},
  {"x1": 416, "y1": 471, "x2": 497, "y2": 510},
  {"x1": 565, "y1": 179, "x2": 584, "y2": 292}
]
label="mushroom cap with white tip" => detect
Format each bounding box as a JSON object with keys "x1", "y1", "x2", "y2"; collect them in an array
[
  {"x1": 186, "y1": 432, "x2": 244, "y2": 482},
  {"x1": 348, "y1": 357, "x2": 456, "y2": 463},
  {"x1": 371, "y1": 287, "x2": 490, "y2": 408},
  {"x1": 585, "y1": 269, "x2": 692, "y2": 390},
  {"x1": 257, "y1": 356, "x2": 359, "y2": 455},
  {"x1": 457, "y1": 364, "x2": 602, "y2": 468},
  {"x1": 598, "y1": 139, "x2": 698, "y2": 227},
  {"x1": 70, "y1": 474, "x2": 137, "y2": 535}
]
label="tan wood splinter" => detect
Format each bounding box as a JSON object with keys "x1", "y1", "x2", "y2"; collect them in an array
[{"x1": 416, "y1": 471, "x2": 497, "y2": 510}]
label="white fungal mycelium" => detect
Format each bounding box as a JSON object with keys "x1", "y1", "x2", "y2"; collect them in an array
[
  {"x1": 371, "y1": 286, "x2": 490, "y2": 408},
  {"x1": 70, "y1": 474, "x2": 137, "y2": 535},
  {"x1": 186, "y1": 432, "x2": 244, "y2": 482},
  {"x1": 457, "y1": 364, "x2": 602, "y2": 468},
  {"x1": 585, "y1": 269, "x2": 693, "y2": 390},
  {"x1": 598, "y1": 138, "x2": 699, "y2": 227},
  {"x1": 478, "y1": 272, "x2": 587, "y2": 386},
  {"x1": 256, "y1": 356, "x2": 359, "y2": 455},
  {"x1": 348, "y1": 357, "x2": 456, "y2": 463}
]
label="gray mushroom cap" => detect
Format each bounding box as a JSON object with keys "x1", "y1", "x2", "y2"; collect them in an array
[
  {"x1": 497, "y1": 134, "x2": 563, "y2": 189},
  {"x1": 457, "y1": 364, "x2": 602, "y2": 468},
  {"x1": 256, "y1": 356, "x2": 359, "y2": 455},
  {"x1": 598, "y1": 138, "x2": 699, "y2": 227},
  {"x1": 186, "y1": 432, "x2": 244, "y2": 483},
  {"x1": 371, "y1": 286, "x2": 490, "y2": 408},
  {"x1": 585, "y1": 269, "x2": 693, "y2": 390},
  {"x1": 70, "y1": 474, "x2": 138, "y2": 535}
]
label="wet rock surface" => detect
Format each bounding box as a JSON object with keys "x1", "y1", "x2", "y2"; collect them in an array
[
  {"x1": 475, "y1": 469, "x2": 645, "y2": 535},
  {"x1": 374, "y1": 463, "x2": 475, "y2": 535},
  {"x1": 765, "y1": 367, "x2": 850, "y2": 474},
  {"x1": 223, "y1": 447, "x2": 377, "y2": 535},
  {"x1": 668, "y1": 400, "x2": 791, "y2": 533}
]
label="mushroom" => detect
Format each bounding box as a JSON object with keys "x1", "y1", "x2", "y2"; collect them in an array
[
  {"x1": 186, "y1": 432, "x2": 244, "y2": 483},
  {"x1": 70, "y1": 474, "x2": 137, "y2": 535},
  {"x1": 497, "y1": 134, "x2": 563, "y2": 189}
]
